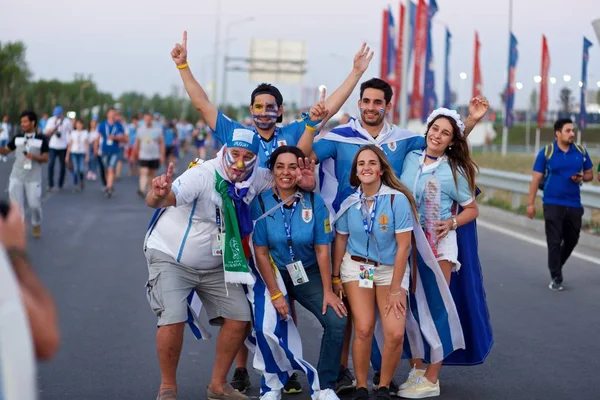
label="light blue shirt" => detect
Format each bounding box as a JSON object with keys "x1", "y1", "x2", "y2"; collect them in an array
[
  {"x1": 252, "y1": 189, "x2": 331, "y2": 270},
  {"x1": 336, "y1": 193, "x2": 413, "y2": 265},
  {"x1": 214, "y1": 111, "x2": 307, "y2": 168},
  {"x1": 128, "y1": 123, "x2": 137, "y2": 146},
  {"x1": 314, "y1": 134, "x2": 425, "y2": 212},
  {"x1": 400, "y1": 150, "x2": 474, "y2": 226},
  {"x1": 163, "y1": 127, "x2": 176, "y2": 146}
]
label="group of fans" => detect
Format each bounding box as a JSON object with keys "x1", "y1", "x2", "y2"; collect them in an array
[
  {"x1": 0, "y1": 105, "x2": 212, "y2": 237},
  {"x1": 140, "y1": 32, "x2": 493, "y2": 400}
]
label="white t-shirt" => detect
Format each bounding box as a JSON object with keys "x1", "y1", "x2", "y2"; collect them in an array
[
  {"x1": 0, "y1": 247, "x2": 37, "y2": 400},
  {"x1": 0, "y1": 123, "x2": 10, "y2": 141},
  {"x1": 44, "y1": 116, "x2": 72, "y2": 150},
  {"x1": 68, "y1": 130, "x2": 89, "y2": 154},
  {"x1": 145, "y1": 159, "x2": 273, "y2": 269}
]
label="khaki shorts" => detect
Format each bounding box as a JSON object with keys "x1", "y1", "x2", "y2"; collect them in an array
[
  {"x1": 144, "y1": 248, "x2": 251, "y2": 326},
  {"x1": 340, "y1": 252, "x2": 410, "y2": 290}
]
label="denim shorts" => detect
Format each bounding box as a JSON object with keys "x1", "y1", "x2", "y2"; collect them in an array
[{"x1": 102, "y1": 153, "x2": 119, "y2": 169}]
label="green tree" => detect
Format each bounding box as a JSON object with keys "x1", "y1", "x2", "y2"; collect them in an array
[{"x1": 0, "y1": 41, "x2": 31, "y2": 120}]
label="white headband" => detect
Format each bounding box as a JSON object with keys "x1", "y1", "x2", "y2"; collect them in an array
[{"x1": 426, "y1": 108, "x2": 465, "y2": 136}]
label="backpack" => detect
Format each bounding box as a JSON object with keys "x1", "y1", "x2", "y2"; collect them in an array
[{"x1": 538, "y1": 143, "x2": 586, "y2": 191}]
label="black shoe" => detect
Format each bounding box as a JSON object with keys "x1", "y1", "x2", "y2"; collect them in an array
[
  {"x1": 230, "y1": 367, "x2": 251, "y2": 393},
  {"x1": 549, "y1": 279, "x2": 564, "y2": 291},
  {"x1": 373, "y1": 372, "x2": 398, "y2": 395},
  {"x1": 335, "y1": 366, "x2": 355, "y2": 394},
  {"x1": 376, "y1": 386, "x2": 391, "y2": 400},
  {"x1": 352, "y1": 387, "x2": 370, "y2": 400},
  {"x1": 283, "y1": 373, "x2": 303, "y2": 394}
]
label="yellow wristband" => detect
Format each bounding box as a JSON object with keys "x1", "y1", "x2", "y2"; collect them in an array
[
  {"x1": 332, "y1": 278, "x2": 342, "y2": 284},
  {"x1": 305, "y1": 125, "x2": 317, "y2": 132},
  {"x1": 270, "y1": 292, "x2": 283, "y2": 301},
  {"x1": 177, "y1": 63, "x2": 189, "y2": 70}
]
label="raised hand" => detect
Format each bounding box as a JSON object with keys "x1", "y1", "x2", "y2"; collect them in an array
[
  {"x1": 152, "y1": 162, "x2": 175, "y2": 198},
  {"x1": 296, "y1": 157, "x2": 316, "y2": 190},
  {"x1": 468, "y1": 95, "x2": 489, "y2": 122},
  {"x1": 309, "y1": 88, "x2": 329, "y2": 123},
  {"x1": 171, "y1": 31, "x2": 188, "y2": 66},
  {"x1": 353, "y1": 42, "x2": 375, "y2": 74}
]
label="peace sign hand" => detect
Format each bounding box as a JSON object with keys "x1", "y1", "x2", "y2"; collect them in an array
[
  {"x1": 353, "y1": 42, "x2": 375, "y2": 74},
  {"x1": 152, "y1": 162, "x2": 175, "y2": 198},
  {"x1": 171, "y1": 31, "x2": 188, "y2": 66},
  {"x1": 309, "y1": 88, "x2": 329, "y2": 123}
]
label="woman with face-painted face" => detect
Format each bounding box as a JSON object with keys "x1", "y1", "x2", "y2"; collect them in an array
[{"x1": 397, "y1": 109, "x2": 481, "y2": 398}]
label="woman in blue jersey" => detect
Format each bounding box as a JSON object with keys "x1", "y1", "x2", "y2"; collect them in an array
[
  {"x1": 397, "y1": 108, "x2": 480, "y2": 398},
  {"x1": 250, "y1": 146, "x2": 347, "y2": 400},
  {"x1": 332, "y1": 145, "x2": 418, "y2": 400}
]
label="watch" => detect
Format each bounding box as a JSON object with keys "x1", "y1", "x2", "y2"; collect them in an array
[{"x1": 451, "y1": 217, "x2": 458, "y2": 231}]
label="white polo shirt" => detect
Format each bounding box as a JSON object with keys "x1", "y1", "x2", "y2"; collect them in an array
[{"x1": 145, "y1": 158, "x2": 273, "y2": 270}]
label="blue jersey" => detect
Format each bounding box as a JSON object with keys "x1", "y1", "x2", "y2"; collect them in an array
[
  {"x1": 163, "y1": 127, "x2": 176, "y2": 147},
  {"x1": 314, "y1": 135, "x2": 425, "y2": 212},
  {"x1": 533, "y1": 141, "x2": 593, "y2": 208},
  {"x1": 214, "y1": 111, "x2": 307, "y2": 168},
  {"x1": 252, "y1": 189, "x2": 332, "y2": 270},
  {"x1": 98, "y1": 120, "x2": 125, "y2": 154},
  {"x1": 401, "y1": 151, "x2": 474, "y2": 226},
  {"x1": 335, "y1": 193, "x2": 413, "y2": 265},
  {"x1": 128, "y1": 123, "x2": 137, "y2": 146}
]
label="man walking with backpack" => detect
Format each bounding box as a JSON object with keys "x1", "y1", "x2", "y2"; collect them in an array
[{"x1": 527, "y1": 118, "x2": 594, "y2": 291}]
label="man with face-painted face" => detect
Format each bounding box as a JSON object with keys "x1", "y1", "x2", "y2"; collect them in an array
[
  {"x1": 170, "y1": 31, "x2": 374, "y2": 169},
  {"x1": 144, "y1": 128, "x2": 316, "y2": 400}
]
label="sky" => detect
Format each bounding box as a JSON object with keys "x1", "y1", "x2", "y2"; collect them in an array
[{"x1": 1, "y1": 0, "x2": 598, "y2": 114}]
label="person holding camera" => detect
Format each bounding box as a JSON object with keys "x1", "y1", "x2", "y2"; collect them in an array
[
  {"x1": 0, "y1": 111, "x2": 49, "y2": 238},
  {"x1": 44, "y1": 105, "x2": 72, "y2": 192},
  {"x1": 527, "y1": 118, "x2": 594, "y2": 291}
]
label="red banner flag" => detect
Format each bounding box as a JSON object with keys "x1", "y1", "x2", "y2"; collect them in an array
[
  {"x1": 538, "y1": 35, "x2": 550, "y2": 128},
  {"x1": 472, "y1": 31, "x2": 482, "y2": 98},
  {"x1": 392, "y1": 3, "x2": 405, "y2": 123},
  {"x1": 409, "y1": 0, "x2": 428, "y2": 119},
  {"x1": 380, "y1": 9, "x2": 389, "y2": 80}
]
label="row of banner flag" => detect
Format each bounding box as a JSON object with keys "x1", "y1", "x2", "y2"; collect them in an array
[{"x1": 380, "y1": 0, "x2": 595, "y2": 131}]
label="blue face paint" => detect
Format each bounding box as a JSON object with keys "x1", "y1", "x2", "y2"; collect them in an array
[
  {"x1": 379, "y1": 107, "x2": 385, "y2": 115},
  {"x1": 252, "y1": 101, "x2": 279, "y2": 130},
  {"x1": 225, "y1": 148, "x2": 257, "y2": 173}
]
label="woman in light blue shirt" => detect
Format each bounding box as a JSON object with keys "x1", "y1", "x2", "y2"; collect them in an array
[
  {"x1": 251, "y1": 146, "x2": 347, "y2": 400},
  {"x1": 397, "y1": 108, "x2": 479, "y2": 398},
  {"x1": 332, "y1": 145, "x2": 418, "y2": 400}
]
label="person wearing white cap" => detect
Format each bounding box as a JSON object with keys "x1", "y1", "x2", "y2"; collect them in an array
[{"x1": 44, "y1": 105, "x2": 72, "y2": 192}]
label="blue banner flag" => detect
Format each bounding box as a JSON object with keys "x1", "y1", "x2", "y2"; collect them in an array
[
  {"x1": 386, "y1": 5, "x2": 397, "y2": 80},
  {"x1": 421, "y1": 0, "x2": 438, "y2": 123},
  {"x1": 443, "y1": 28, "x2": 452, "y2": 108},
  {"x1": 579, "y1": 37, "x2": 593, "y2": 130},
  {"x1": 504, "y1": 33, "x2": 519, "y2": 128}
]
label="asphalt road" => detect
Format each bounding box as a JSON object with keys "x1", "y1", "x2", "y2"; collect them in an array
[{"x1": 1, "y1": 150, "x2": 599, "y2": 400}]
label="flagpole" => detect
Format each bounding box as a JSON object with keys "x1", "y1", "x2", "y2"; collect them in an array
[
  {"x1": 501, "y1": 0, "x2": 513, "y2": 156},
  {"x1": 399, "y1": 0, "x2": 411, "y2": 128}
]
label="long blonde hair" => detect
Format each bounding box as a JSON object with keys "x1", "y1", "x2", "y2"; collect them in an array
[{"x1": 349, "y1": 145, "x2": 418, "y2": 218}]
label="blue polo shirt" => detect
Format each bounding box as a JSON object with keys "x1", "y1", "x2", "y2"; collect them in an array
[
  {"x1": 98, "y1": 120, "x2": 125, "y2": 154},
  {"x1": 314, "y1": 135, "x2": 425, "y2": 212},
  {"x1": 252, "y1": 189, "x2": 331, "y2": 270},
  {"x1": 335, "y1": 193, "x2": 413, "y2": 265},
  {"x1": 214, "y1": 111, "x2": 307, "y2": 168},
  {"x1": 533, "y1": 141, "x2": 593, "y2": 208}
]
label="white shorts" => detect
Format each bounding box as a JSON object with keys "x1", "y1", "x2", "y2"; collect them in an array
[
  {"x1": 340, "y1": 252, "x2": 410, "y2": 289},
  {"x1": 435, "y1": 230, "x2": 461, "y2": 272}
]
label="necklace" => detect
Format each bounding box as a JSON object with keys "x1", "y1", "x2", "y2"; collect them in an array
[{"x1": 425, "y1": 153, "x2": 439, "y2": 161}]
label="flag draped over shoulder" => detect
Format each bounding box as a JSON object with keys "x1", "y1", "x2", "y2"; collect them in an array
[{"x1": 336, "y1": 185, "x2": 464, "y2": 368}]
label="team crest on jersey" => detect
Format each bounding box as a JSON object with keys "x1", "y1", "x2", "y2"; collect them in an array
[
  {"x1": 387, "y1": 141, "x2": 397, "y2": 151},
  {"x1": 277, "y1": 139, "x2": 288, "y2": 147},
  {"x1": 302, "y1": 208, "x2": 313, "y2": 223},
  {"x1": 379, "y1": 213, "x2": 389, "y2": 232}
]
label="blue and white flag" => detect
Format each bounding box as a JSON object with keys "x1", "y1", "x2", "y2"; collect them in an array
[
  {"x1": 186, "y1": 290, "x2": 212, "y2": 340},
  {"x1": 579, "y1": 37, "x2": 593, "y2": 130}
]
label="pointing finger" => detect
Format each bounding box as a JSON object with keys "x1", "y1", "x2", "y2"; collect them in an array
[
  {"x1": 319, "y1": 87, "x2": 327, "y2": 103},
  {"x1": 182, "y1": 30, "x2": 187, "y2": 48},
  {"x1": 166, "y1": 162, "x2": 174, "y2": 179}
]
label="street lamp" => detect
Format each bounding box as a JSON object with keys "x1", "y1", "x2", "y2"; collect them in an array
[
  {"x1": 459, "y1": 72, "x2": 467, "y2": 80},
  {"x1": 578, "y1": 81, "x2": 583, "y2": 88},
  {"x1": 458, "y1": 72, "x2": 467, "y2": 106},
  {"x1": 550, "y1": 77, "x2": 557, "y2": 84},
  {"x1": 597, "y1": 81, "x2": 600, "y2": 88},
  {"x1": 516, "y1": 82, "x2": 523, "y2": 90},
  {"x1": 533, "y1": 75, "x2": 542, "y2": 83},
  {"x1": 563, "y1": 74, "x2": 572, "y2": 82},
  {"x1": 222, "y1": 16, "x2": 255, "y2": 106}
]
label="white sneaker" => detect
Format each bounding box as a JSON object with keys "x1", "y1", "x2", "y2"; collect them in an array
[
  {"x1": 399, "y1": 366, "x2": 426, "y2": 390},
  {"x1": 318, "y1": 388, "x2": 340, "y2": 400},
  {"x1": 260, "y1": 390, "x2": 281, "y2": 400},
  {"x1": 397, "y1": 376, "x2": 439, "y2": 399}
]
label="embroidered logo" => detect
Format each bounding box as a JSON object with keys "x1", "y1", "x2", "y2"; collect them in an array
[{"x1": 302, "y1": 208, "x2": 313, "y2": 223}]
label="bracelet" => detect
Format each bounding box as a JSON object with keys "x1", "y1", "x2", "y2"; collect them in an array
[
  {"x1": 388, "y1": 289, "x2": 406, "y2": 296},
  {"x1": 332, "y1": 278, "x2": 342, "y2": 284},
  {"x1": 331, "y1": 274, "x2": 340, "y2": 278},
  {"x1": 270, "y1": 292, "x2": 283, "y2": 301},
  {"x1": 176, "y1": 63, "x2": 189, "y2": 70},
  {"x1": 305, "y1": 125, "x2": 317, "y2": 132}
]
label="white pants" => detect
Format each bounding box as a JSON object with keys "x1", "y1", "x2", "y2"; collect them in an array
[{"x1": 8, "y1": 179, "x2": 42, "y2": 226}]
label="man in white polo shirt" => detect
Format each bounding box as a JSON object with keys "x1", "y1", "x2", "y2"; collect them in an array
[
  {"x1": 44, "y1": 106, "x2": 72, "y2": 192},
  {"x1": 144, "y1": 128, "x2": 315, "y2": 400}
]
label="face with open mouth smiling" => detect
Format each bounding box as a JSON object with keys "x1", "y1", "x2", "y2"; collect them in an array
[
  {"x1": 273, "y1": 152, "x2": 300, "y2": 191},
  {"x1": 356, "y1": 149, "x2": 382, "y2": 185},
  {"x1": 426, "y1": 116, "x2": 455, "y2": 155}
]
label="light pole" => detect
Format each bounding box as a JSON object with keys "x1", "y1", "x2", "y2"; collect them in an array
[
  {"x1": 459, "y1": 72, "x2": 467, "y2": 106},
  {"x1": 221, "y1": 16, "x2": 255, "y2": 106},
  {"x1": 532, "y1": 76, "x2": 542, "y2": 154}
]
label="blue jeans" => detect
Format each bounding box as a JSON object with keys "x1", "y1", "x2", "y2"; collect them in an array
[
  {"x1": 279, "y1": 266, "x2": 347, "y2": 390},
  {"x1": 88, "y1": 146, "x2": 97, "y2": 173},
  {"x1": 70, "y1": 153, "x2": 86, "y2": 185},
  {"x1": 48, "y1": 148, "x2": 67, "y2": 188}
]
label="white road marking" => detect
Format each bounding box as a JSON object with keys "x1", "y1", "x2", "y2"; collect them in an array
[{"x1": 477, "y1": 219, "x2": 600, "y2": 266}]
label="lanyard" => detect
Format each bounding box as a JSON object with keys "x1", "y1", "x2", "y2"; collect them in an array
[
  {"x1": 257, "y1": 127, "x2": 279, "y2": 159},
  {"x1": 105, "y1": 122, "x2": 117, "y2": 138},
  {"x1": 360, "y1": 192, "x2": 378, "y2": 254},
  {"x1": 215, "y1": 206, "x2": 222, "y2": 233},
  {"x1": 279, "y1": 199, "x2": 298, "y2": 261}
]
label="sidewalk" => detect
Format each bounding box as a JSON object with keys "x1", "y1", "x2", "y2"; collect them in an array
[{"x1": 477, "y1": 204, "x2": 600, "y2": 263}]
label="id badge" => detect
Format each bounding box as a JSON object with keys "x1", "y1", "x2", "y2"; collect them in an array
[
  {"x1": 211, "y1": 233, "x2": 223, "y2": 256},
  {"x1": 23, "y1": 158, "x2": 33, "y2": 170},
  {"x1": 106, "y1": 139, "x2": 114, "y2": 146},
  {"x1": 285, "y1": 260, "x2": 309, "y2": 286},
  {"x1": 358, "y1": 264, "x2": 375, "y2": 289}
]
